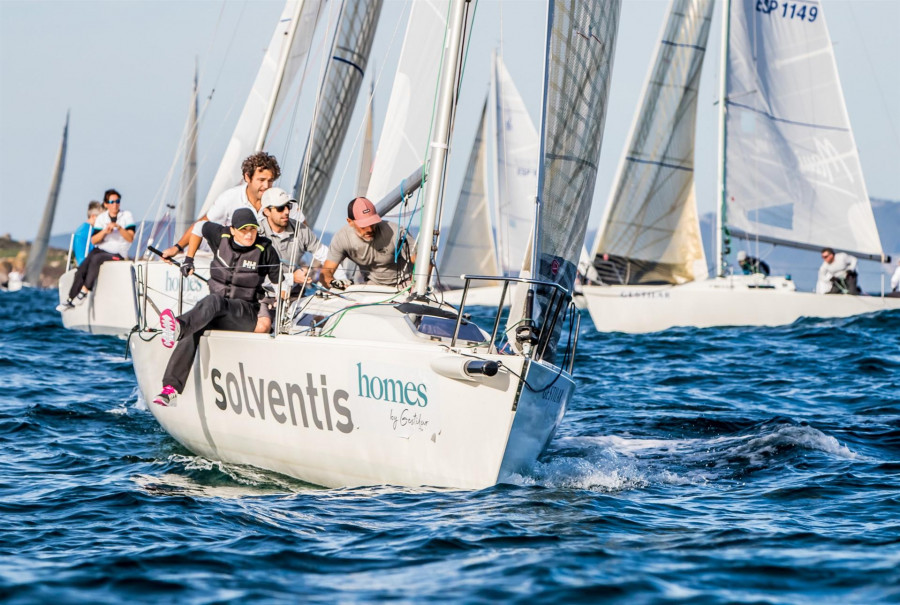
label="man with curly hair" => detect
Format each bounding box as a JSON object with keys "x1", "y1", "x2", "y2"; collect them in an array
[{"x1": 162, "y1": 152, "x2": 283, "y2": 260}]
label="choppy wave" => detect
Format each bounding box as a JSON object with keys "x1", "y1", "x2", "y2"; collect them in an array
[{"x1": 2, "y1": 290, "x2": 899, "y2": 603}]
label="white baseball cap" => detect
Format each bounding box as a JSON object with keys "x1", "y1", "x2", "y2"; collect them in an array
[
  {"x1": 737, "y1": 251, "x2": 747, "y2": 261},
  {"x1": 261, "y1": 187, "x2": 296, "y2": 208}
]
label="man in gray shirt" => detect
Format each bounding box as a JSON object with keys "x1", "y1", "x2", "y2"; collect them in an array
[{"x1": 322, "y1": 197, "x2": 416, "y2": 289}]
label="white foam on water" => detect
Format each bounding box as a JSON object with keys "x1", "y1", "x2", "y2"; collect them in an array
[{"x1": 722, "y1": 424, "x2": 858, "y2": 467}]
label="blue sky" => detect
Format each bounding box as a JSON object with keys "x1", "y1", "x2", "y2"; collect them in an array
[{"x1": 1, "y1": 0, "x2": 898, "y2": 247}]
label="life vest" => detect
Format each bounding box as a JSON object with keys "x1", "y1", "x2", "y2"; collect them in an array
[{"x1": 209, "y1": 235, "x2": 266, "y2": 301}]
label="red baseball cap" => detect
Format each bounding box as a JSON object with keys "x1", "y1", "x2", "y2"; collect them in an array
[{"x1": 351, "y1": 197, "x2": 382, "y2": 228}]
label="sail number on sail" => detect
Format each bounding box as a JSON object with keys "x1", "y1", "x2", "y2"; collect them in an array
[{"x1": 756, "y1": 1, "x2": 819, "y2": 22}]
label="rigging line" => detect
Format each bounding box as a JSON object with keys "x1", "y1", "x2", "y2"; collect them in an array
[
  {"x1": 311, "y1": 0, "x2": 409, "y2": 248},
  {"x1": 285, "y1": 0, "x2": 340, "y2": 302},
  {"x1": 844, "y1": 3, "x2": 900, "y2": 146}
]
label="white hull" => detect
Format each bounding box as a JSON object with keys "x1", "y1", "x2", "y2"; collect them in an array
[
  {"x1": 58, "y1": 259, "x2": 208, "y2": 337},
  {"x1": 130, "y1": 287, "x2": 573, "y2": 489},
  {"x1": 440, "y1": 284, "x2": 513, "y2": 308},
  {"x1": 582, "y1": 274, "x2": 900, "y2": 333}
]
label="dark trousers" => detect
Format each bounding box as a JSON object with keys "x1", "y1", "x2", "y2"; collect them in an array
[
  {"x1": 162, "y1": 294, "x2": 259, "y2": 393},
  {"x1": 68, "y1": 248, "x2": 121, "y2": 298},
  {"x1": 827, "y1": 271, "x2": 861, "y2": 295}
]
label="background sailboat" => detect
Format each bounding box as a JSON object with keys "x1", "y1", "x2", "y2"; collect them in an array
[
  {"x1": 581, "y1": 0, "x2": 899, "y2": 333},
  {"x1": 24, "y1": 112, "x2": 69, "y2": 289},
  {"x1": 439, "y1": 52, "x2": 538, "y2": 305}
]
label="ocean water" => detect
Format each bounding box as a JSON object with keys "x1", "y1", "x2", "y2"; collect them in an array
[{"x1": 2, "y1": 289, "x2": 898, "y2": 603}]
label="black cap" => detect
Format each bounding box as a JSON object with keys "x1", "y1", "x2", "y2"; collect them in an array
[{"x1": 231, "y1": 208, "x2": 259, "y2": 229}]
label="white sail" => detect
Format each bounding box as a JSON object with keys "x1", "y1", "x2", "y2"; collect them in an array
[
  {"x1": 492, "y1": 53, "x2": 539, "y2": 277},
  {"x1": 199, "y1": 0, "x2": 323, "y2": 216},
  {"x1": 26, "y1": 112, "x2": 68, "y2": 286},
  {"x1": 293, "y1": 0, "x2": 382, "y2": 227},
  {"x1": 439, "y1": 102, "x2": 499, "y2": 289},
  {"x1": 176, "y1": 66, "x2": 199, "y2": 237},
  {"x1": 723, "y1": 0, "x2": 883, "y2": 258},
  {"x1": 356, "y1": 80, "x2": 375, "y2": 198},
  {"x1": 523, "y1": 0, "x2": 621, "y2": 358},
  {"x1": 365, "y1": 0, "x2": 449, "y2": 204},
  {"x1": 592, "y1": 0, "x2": 713, "y2": 284}
]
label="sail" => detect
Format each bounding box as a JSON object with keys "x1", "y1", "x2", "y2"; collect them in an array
[
  {"x1": 526, "y1": 0, "x2": 621, "y2": 358},
  {"x1": 356, "y1": 80, "x2": 375, "y2": 198},
  {"x1": 176, "y1": 66, "x2": 199, "y2": 237},
  {"x1": 492, "y1": 53, "x2": 540, "y2": 277},
  {"x1": 723, "y1": 0, "x2": 883, "y2": 258},
  {"x1": 25, "y1": 112, "x2": 68, "y2": 286},
  {"x1": 199, "y1": 0, "x2": 323, "y2": 216},
  {"x1": 365, "y1": 0, "x2": 450, "y2": 204},
  {"x1": 439, "y1": 102, "x2": 499, "y2": 289},
  {"x1": 293, "y1": 0, "x2": 382, "y2": 227},
  {"x1": 592, "y1": 0, "x2": 712, "y2": 285}
]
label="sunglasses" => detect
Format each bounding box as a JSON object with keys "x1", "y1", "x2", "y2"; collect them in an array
[
  {"x1": 107, "y1": 199, "x2": 121, "y2": 204},
  {"x1": 269, "y1": 203, "x2": 292, "y2": 212}
]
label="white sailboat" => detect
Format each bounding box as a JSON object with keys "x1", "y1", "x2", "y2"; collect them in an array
[
  {"x1": 127, "y1": 0, "x2": 621, "y2": 489},
  {"x1": 24, "y1": 112, "x2": 69, "y2": 289},
  {"x1": 581, "y1": 0, "x2": 899, "y2": 334},
  {"x1": 440, "y1": 52, "x2": 539, "y2": 307}
]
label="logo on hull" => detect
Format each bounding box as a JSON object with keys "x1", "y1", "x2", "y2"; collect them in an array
[{"x1": 210, "y1": 363, "x2": 353, "y2": 434}]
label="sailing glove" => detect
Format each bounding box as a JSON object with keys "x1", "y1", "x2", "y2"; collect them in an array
[
  {"x1": 330, "y1": 279, "x2": 350, "y2": 290},
  {"x1": 180, "y1": 257, "x2": 194, "y2": 278}
]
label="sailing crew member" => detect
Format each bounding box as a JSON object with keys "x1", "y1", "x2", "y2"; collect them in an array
[
  {"x1": 816, "y1": 248, "x2": 861, "y2": 295},
  {"x1": 736, "y1": 251, "x2": 770, "y2": 276},
  {"x1": 254, "y1": 187, "x2": 328, "y2": 333},
  {"x1": 889, "y1": 259, "x2": 900, "y2": 297},
  {"x1": 320, "y1": 197, "x2": 416, "y2": 289},
  {"x1": 57, "y1": 189, "x2": 135, "y2": 311},
  {"x1": 159, "y1": 152, "x2": 287, "y2": 260},
  {"x1": 72, "y1": 200, "x2": 103, "y2": 265},
  {"x1": 153, "y1": 208, "x2": 282, "y2": 406}
]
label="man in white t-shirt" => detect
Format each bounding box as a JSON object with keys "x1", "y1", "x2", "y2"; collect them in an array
[
  {"x1": 816, "y1": 247, "x2": 861, "y2": 295},
  {"x1": 57, "y1": 189, "x2": 136, "y2": 311},
  {"x1": 161, "y1": 152, "x2": 288, "y2": 260}
]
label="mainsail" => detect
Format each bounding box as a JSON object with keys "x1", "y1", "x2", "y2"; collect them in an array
[
  {"x1": 199, "y1": 0, "x2": 323, "y2": 216},
  {"x1": 293, "y1": 0, "x2": 382, "y2": 226},
  {"x1": 365, "y1": 0, "x2": 450, "y2": 205},
  {"x1": 527, "y1": 0, "x2": 621, "y2": 357},
  {"x1": 592, "y1": 0, "x2": 713, "y2": 285},
  {"x1": 26, "y1": 112, "x2": 69, "y2": 286},
  {"x1": 722, "y1": 0, "x2": 883, "y2": 259},
  {"x1": 439, "y1": 103, "x2": 499, "y2": 289},
  {"x1": 176, "y1": 66, "x2": 199, "y2": 237}
]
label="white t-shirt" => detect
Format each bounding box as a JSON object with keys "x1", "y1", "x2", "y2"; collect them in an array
[
  {"x1": 816, "y1": 252, "x2": 858, "y2": 294},
  {"x1": 93, "y1": 210, "x2": 136, "y2": 258},
  {"x1": 192, "y1": 184, "x2": 264, "y2": 236}
]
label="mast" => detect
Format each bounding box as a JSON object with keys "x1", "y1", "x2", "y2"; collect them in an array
[
  {"x1": 176, "y1": 63, "x2": 199, "y2": 237},
  {"x1": 25, "y1": 111, "x2": 68, "y2": 286},
  {"x1": 412, "y1": 0, "x2": 467, "y2": 298},
  {"x1": 715, "y1": 0, "x2": 731, "y2": 277},
  {"x1": 488, "y1": 49, "x2": 502, "y2": 273},
  {"x1": 529, "y1": 0, "x2": 555, "y2": 294}
]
